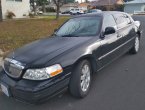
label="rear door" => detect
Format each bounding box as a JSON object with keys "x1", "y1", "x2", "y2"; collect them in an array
[{"x1": 113, "y1": 13, "x2": 136, "y2": 54}]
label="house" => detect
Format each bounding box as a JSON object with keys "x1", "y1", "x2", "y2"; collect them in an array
[
  {"x1": 124, "y1": 0, "x2": 145, "y2": 14},
  {"x1": 78, "y1": 3, "x2": 91, "y2": 11},
  {"x1": 60, "y1": 3, "x2": 78, "y2": 12},
  {"x1": 1, "y1": 0, "x2": 30, "y2": 19},
  {"x1": 60, "y1": 3, "x2": 91, "y2": 12},
  {"x1": 90, "y1": 0, "x2": 124, "y2": 11}
]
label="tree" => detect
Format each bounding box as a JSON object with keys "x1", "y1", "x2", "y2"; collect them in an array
[
  {"x1": 37, "y1": 0, "x2": 49, "y2": 13},
  {"x1": 53, "y1": 0, "x2": 64, "y2": 20},
  {"x1": 0, "y1": 0, "x2": 2, "y2": 22},
  {"x1": 30, "y1": 0, "x2": 37, "y2": 15}
]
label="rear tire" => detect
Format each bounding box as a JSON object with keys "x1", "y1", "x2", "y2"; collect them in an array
[
  {"x1": 129, "y1": 36, "x2": 140, "y2": 54},
  {"x1": 69, "y1": 60, "x2": 92, "y2": 98},
  {"x1": 77, "y1": 12, "x2": 80, "y2": 15}
]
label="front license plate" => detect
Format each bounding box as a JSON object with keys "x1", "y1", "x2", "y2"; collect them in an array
[{"x1": 1, "y1": 84, "x2": 10, "y2": 97}]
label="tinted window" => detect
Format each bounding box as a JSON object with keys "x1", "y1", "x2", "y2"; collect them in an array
[
  {"x1": 114, "y1": 14, "x2": 129, "y2": 28},
  {"x1": 115, "y1": 14, "x2": 126, "y2": 24},
  {"x1": 102, "y1": 14, "x2": 117, "y2": 31},
  {"x1": 56, "y1": 17, "x2": 102, "y2": 37},
  {"x1": 124, "y1": 14, "x2": 132, "y2": 24}
]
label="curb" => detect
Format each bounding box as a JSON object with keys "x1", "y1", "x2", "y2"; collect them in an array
[
  {"x1": 0, "y1": 49, "x2": 4, "y2": 67},
  {"x1": 0, "y1": 57, "x2": 3, "y2": 67}
]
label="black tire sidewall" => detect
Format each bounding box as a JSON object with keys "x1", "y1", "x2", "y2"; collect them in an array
[
  {"x1": 69, "y1": 60, "x2": 92, "y2": 98},
  {"x1": 129, "y1": 36, "x2": 140, "y2": 54},
  {"x1": 79, "y1": 60, "x2": 92, "y2": 97}
]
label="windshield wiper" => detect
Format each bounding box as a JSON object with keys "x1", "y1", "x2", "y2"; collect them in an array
[{"x1": 61, "y1": 34, "x2": 79, "y2": 37}]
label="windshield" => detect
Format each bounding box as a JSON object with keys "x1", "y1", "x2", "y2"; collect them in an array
[{"x1": 55, "y1": 16, "x2": 102, "y2": 37}]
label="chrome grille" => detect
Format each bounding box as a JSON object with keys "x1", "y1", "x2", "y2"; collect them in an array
[{"x1": 3, "y1": 58, "x2": 24, "y2": 78}]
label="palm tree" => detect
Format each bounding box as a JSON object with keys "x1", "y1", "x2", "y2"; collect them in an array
[{"x1": 0, "y1": 0, "x2": 2, "y2": 22}]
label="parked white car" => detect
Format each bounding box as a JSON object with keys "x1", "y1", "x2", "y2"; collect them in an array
[
  {"x1": 70, "y1": 8, "x2": 85, "y2": 15},
  {"x1": 31, "y1": 10, "x2": 43, "y2": 15}
]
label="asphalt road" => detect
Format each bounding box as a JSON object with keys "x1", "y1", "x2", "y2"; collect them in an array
[{"x1": 0, "y1": 15, "x2": 145, "y2": 110}]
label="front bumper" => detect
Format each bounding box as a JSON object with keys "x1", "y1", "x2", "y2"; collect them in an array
[{"x1": 0, "y1": 69, "x2": 71, "y2": 104}]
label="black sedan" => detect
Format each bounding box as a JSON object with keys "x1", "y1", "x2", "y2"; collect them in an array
[{"x1": 0, "y1": 11, "x2": 142, "y2": 104}]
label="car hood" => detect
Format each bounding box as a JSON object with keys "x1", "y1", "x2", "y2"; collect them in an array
[{"x1": 8, "y1": 37, "x2": 93, "y2": 67}]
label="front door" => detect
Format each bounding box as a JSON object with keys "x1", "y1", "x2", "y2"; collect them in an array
[{"x1": 97, "y1": 14, "x2": 119, "y2": 70}]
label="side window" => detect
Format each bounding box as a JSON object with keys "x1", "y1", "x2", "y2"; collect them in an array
[
  {"x1": 103, "y1": 14, "x2": 117, "y2": 31},
  {"x1": 124, "y1": 14, "x2": 133, "y2": 24},
  {"x1": 114, "y1": 14, "x2": 129, "y2": 29}
]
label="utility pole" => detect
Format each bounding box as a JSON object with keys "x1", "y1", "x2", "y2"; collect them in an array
[{"x1": 0, "y1": 0, "x2": 3, "y2": 22}]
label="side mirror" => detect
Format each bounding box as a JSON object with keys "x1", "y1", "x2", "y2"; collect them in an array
[{"x1": 104, "y1": 27, "x2": 116, "y2": 35}]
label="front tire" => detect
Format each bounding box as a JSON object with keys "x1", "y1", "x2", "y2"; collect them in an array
[
  {"x1": 129, "y1": 36, "x2": 140, "y2": 54},
  {"x1": 69, "y1": 60, "x2": 92, "y2": 98}
]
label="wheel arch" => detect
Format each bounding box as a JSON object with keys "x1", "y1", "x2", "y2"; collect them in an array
[{"x1": 72, "y1": 54, "x2": 97, "y2": 74}]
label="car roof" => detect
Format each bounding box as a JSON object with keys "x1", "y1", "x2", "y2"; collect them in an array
[
  {"x1": 73, "y1": 11, "x2": 128, "y2": 18},
  {"x1": 103, "y1": 11, "x2": 128, "y2": 15}
]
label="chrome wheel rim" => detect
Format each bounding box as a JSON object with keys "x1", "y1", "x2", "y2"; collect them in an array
[
  {"x1": 81, "y1": 64, "x2": 91, "y2": 92},
  {"x1": 135, "y1": 37, "x2": 139, "y2": 52}
]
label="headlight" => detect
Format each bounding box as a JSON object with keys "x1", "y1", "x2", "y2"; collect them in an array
[{"x1": 23, "y1": 64, "x2": 63, "y2": 80}]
